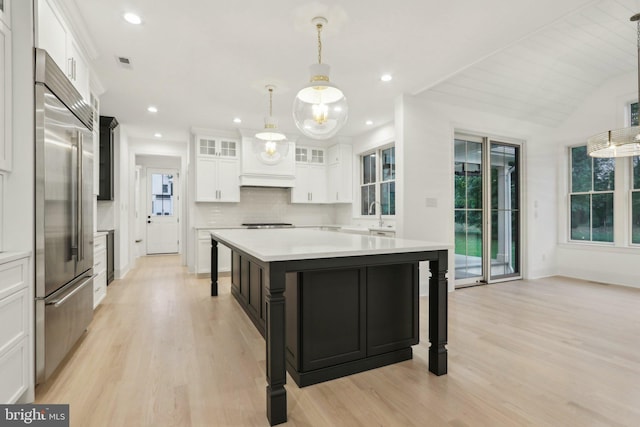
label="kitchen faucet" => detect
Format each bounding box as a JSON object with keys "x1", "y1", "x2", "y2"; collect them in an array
[{"x1": 368, "y1": 201, "x2": 384, "y2": 227}]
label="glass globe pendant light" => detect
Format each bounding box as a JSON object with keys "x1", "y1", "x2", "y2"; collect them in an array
[
  {"x1": 587, "y1": 13, "x2": 640, "y2": 158},
  {"x1": 254, "y1": 85, "x2": 289, "y2": 164},
  {"x1": 293, "y1": 16, "x2": 348, "y2": 140}
]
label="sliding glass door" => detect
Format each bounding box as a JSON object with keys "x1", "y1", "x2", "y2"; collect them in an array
[{"x1": 454, "y1": 135, "x2": 521, "y2": 286}]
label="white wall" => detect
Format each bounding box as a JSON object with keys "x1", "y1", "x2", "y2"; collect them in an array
[
  {"x1": 545, "y1": 70, "x2": 640, "y2": 288},
  {"x1": 393, "y1": 93, "x2": 555, "y2": 290}
]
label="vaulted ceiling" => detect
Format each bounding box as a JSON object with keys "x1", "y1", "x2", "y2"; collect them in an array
[{"x1": 63, "y1": 0, "x2": 640, "y2": 141}]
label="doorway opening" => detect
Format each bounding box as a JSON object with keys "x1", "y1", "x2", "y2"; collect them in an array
[{"x1": 454, "y1": 133, "x2": 522, "y2": 287}]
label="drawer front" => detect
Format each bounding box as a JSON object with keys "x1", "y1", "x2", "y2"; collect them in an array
[
  {"x1": 94, "y1": 235, "x2": 107, "y2": 252},
  {"x1": 93, "y1": 270, "x2": 107, "y2": 308},
  {"x1": 0, "y1": 288, "x2": 28, "y2": 355},
  {"x1": 0, "y1": 258, "x2": 27, "y2": 300},
  {"x1": 0, "y1": 337, "x2": 29, "y2": 404},
  {"x1": 93, "y1": 248, "x2": 107, "y2": 274}
]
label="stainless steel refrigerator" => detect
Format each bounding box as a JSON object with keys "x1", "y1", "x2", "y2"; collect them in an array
[{"x1": 34, "y1": 48, "x2": 95, "y2": 384}]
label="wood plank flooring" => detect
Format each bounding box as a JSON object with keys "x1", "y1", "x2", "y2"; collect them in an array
[{"x1": 35, "y1": 255, "x2": 640, "y2": 426}]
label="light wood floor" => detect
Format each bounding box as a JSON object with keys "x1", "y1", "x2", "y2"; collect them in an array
[{"x1": 36, "y1": 255, "x2": 640, "y2": 426}]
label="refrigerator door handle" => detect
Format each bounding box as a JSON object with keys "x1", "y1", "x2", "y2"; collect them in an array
[
  {"x1": 70, "y1": 132, "x2": 79, "y2": 259},
  {"x1": 46, "y1": 274, "x2": 95, "y2": 308},
  {"x1": 77, "y1": 131, "x2": 84, "y2": 262}
]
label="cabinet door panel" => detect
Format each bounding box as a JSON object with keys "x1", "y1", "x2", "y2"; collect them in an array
[
  {"x1": 366, "y1": 264, "x2": 418, "y2": 355},
  {"x1": 248, "y1": 262, "x2": 262, "y2": 320},
  {"x1": 216, "y1": 158, "x2": 240, "y2": 202},
  {"x1": 291, "y1": 164, "x2": 311, "y2": 203},
  {"x1": 36, "y1": 0, "x2": 67, "y2": 70},
  {"x1": 0, "y1": 19, "x2": 11, "y2": 172},
  {"x1": 195, "y1": 157, "x2": 218, "y2": 201},
  {"x1": 300, "y1": 268, "x2": 366, "y2": 372}
]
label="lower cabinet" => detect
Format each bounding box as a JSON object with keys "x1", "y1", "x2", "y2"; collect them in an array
[
  {"x1": 196, "y1": 230, "x2": 231, "y2": 276},
  {"x1": 0, "y1": 255, "x2": 31, "y2": 403},
  {"x1": 93, "y1": 234, "x2": 107, "y2": 308},
  {"x1": 230, "y1": 250, "x2": 418, "y2": 387},
  {"x1": 231, "y1": 252, "x2": 266, "y2": 335}
]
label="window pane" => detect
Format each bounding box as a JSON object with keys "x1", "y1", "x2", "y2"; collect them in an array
[
  {"x1": 571, "y1": 146, "x2": 592, "y2": 193},
  {"x1": 467, "y1": 170, "x2": 482, "y2": 210},
  {"x1": 361, "y1": 184, "x2": 375, "y2": 215},
  {"x1": 467, "y1": 211, "x2": 483, "y2": 258},
  {"x1": 381, "y1": 182, "x2": 395, "y2": 215},
  {"x1": 151, "y1": 174, "x2": 174, "y2": 216},
  {"x1": 381, "y1": 147, "x2": 395, "y2": 181},
  {"x1": 570, "y1": 194, "x2": 590, "y2": 241},
  {"x1": 454, "y1": 163, "x2": 466, "y2": 209},
  {"x1": 592, "y1": 193, "x2": 613, "y2": 242},
  {"x1": 631, "y1": 102, "x2": 639, "y2": 126},
  {"x1": 362, "y1": 154, "x2": 376, "y2": 184},
  {"x1": 632, "y1": 192, "x2": 640, "y2": 244},
  {"x1": 593, "y1": 157, "x2": 615, "y2": 191},
  {"x1": 633, "y1": 157, "x2": 640, "y2": 189}
]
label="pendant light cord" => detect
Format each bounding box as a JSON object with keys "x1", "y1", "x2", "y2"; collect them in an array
[
  {"x1": 317, "y1": 23, "x2": 323, "y2": 64},
  {"x1": 268, "y1": 87, "x2": 273, "y2": 117}
]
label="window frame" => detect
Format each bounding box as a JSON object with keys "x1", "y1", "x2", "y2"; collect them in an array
[
  {"x1": 359, "y1": 144, "x2": 396, "y2": 218},
  {"x1": 568, "y1": 144, "x2": 615, "y2": 244}
]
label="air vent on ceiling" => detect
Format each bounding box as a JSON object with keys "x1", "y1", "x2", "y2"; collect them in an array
[{"x1": 116, "y1": 56, "x2": 133, "y2": 69}]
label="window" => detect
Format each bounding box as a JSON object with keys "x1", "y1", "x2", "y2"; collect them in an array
[
  {"x1": 633, "y1": 157, "x2": 640, "y2": 244},
  {"x1": 569, "y1": 146, "x2": 614, "y2": 242},
  {"x1": 151, "y1": 173, "x2": 174, "y2": 216},
  {"x1": 360, "y1": 146, "x2": 395, "y2": 216},
  {"x1": 630, "y1": 103, "x2": 640, "y2": 245}
]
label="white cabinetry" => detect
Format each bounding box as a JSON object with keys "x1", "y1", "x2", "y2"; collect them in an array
[
  {"x1": 36, "y1": 0, "x2": 90, "y2": 101},
  {"x1": 0, "y1": 7, "x2": 12, "y2": 172},
  {"x1": 195, "y1": 229, "x2": 231, "y2": 276},
  {"x1": 291, "y1": 147, "x2": 327, "y2": 204},
  {"x1": 327, "y1": 143, "x2": 353, "y2": 203},
  {"x1": 195, "y1": 136, "x2": 240, "y2": 202},
  {"x1": 0, "y1": 0, "x2": 10, "y2": 27},
  {"x1": 91, "y1": 94, "x2": 99, "y2": 195},
  {"x1": 93, "y1": 234, "x2": 107, "y2": 308},
  {"x1": 0, "y1": 254, "x2": 30, "y2": 403}
]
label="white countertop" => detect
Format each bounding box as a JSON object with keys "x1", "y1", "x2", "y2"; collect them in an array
[{"x1": 210, "y1": 228, "x2": 450, "y2": 262}]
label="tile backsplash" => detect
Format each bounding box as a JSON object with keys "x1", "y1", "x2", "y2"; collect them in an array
[{"x1": 194, "y1": 187, "x2": 348, "y2": 226}]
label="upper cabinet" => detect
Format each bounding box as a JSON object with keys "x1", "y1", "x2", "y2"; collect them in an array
[
  {"x1": 195, "y1": 135, "x2": 240, "y2": 202},
  {"x1": 36, "y1": 0, "x2": 90, "y2": 102},
  {"x1": 291, "y1": 146, "x2": 327, "y2": 204},
  {"x1": 98, "y1": 116, "x2": 118, "y2": 201},
  {"x1": 326, "y1": 143, "x2": 353, "y2": 203},
  {"x1": 0, "y1": 3, "x2": 12, "y2": 172}
]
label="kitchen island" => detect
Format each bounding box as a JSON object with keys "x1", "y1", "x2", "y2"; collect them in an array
[{"x1": 210, "y1": 228, "x2": 450, "y2": 426}]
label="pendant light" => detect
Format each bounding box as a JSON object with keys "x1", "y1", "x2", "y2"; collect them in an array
[
  {"x1": 587, "y1": 13, "x2": 640, "y2": 158},
  {"x1": 255, "y1": 85, "x2": 286, "y2": 144},
  {"x1": 254, "y1": 85, "x2": 289, "y2": 164},
  {"x1": 292, "y1": 16, "x2": 348, "y2": 140}
]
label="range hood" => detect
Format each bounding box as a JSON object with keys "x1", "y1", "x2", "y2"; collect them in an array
[{"x1": 239, "y1": 137, "x2": 296, "y2": 188}]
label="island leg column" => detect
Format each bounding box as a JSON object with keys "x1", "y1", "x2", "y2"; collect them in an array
[
  {"x1": 428, "y1": 249, "x2": 448, "y2": 375},
  {"x1": 265, "y1": 263, "x2": 287, "y2": 425},
  {"x1": 211, "y1": 238, "x2": 218, "y2": 296}
]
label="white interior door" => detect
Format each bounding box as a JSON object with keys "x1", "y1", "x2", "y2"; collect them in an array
[{"x1": 146, "y1": 168, "x2": 179, "y2": 254}]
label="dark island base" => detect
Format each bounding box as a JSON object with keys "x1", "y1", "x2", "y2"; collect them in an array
[
  {"x1": 287, "y1": 347, "x2": 413, "y2": 387},
  {"x1": 212, "y1": 236, "x2": 448, "y2": 426}
]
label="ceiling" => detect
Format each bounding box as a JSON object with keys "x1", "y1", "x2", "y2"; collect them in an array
[{"x1": 63, "y1": 0, "x2": 640, "y2": 142}]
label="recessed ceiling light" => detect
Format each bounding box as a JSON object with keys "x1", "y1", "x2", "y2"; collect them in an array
[
  {"x1": 154, "y1": 133, "x2": 162, "y2": 138},
  {"x1": 365, "y1": 120, "x2": 373, "y2": 125},
  {"x1": 147, "y1": 106, "x2": 158, "y2": 113},
  {"x1": 124, "y1": 13, "x2": 142, "y2": 25},
  {"x1": 380, "y1": 74, "x2": 393, "y2": 82},
  {"x1": 233, "y1": 117, "x2": 242, "y2": 124}
]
